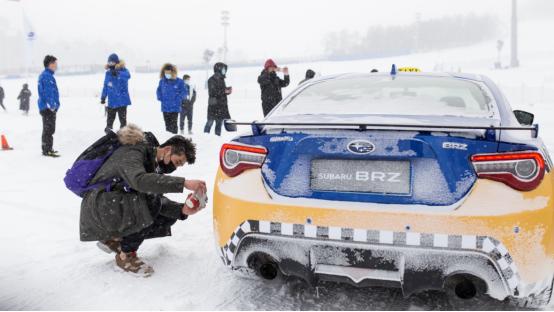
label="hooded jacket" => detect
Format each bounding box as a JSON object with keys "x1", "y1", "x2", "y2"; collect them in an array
[
  {"x1": 17, "y1": 85, "x2": 32, "y2": 111},
  {"x1": 37, "y1": 68, "x2": 60, "y2": 111},
  {"x1": 101, "y1": 61, "x2": 131, "y2": 108},
  {"x1": 79, "y1": 125, "x2": 186, "y2": 241},
  {"x1": 257, "y1": 69, "x2": 289, "y2": 116},
  {"x1": 157, "y1": 65, "x2": 187, "y2": 113},
  {"x1": 207, "y1": 62, "x2": 231, "y2": 120}
]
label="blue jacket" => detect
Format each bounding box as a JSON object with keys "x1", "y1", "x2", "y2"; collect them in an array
[
  {"x1": 37, "y1": 69, "x2": 60, "y2": 111},
  {"x1": 156, "y1": 77, "x2": 187, "y2": 113},
  {"x1": 101, "y1": 68, "x2": 131, "y2": 108}
]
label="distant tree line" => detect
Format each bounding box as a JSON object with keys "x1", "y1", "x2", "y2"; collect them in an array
[{"x1": 323, "y1": 14, "x2": 499, "y2": 60}]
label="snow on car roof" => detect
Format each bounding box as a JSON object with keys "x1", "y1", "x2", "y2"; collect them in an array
[{"x1": 306, "y1": 71, "x2": 485, "y2": 84}]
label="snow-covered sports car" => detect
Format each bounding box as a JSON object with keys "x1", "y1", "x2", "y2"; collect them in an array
[{"x1": 213, "y1": 66, "x2": 554, "y2": 307}]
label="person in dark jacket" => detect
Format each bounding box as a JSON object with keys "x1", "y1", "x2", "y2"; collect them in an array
[
  {"x1": 258, "y1": 59, "x2": 290, "y2": 116},
  {"x1": 80, "y1": 124, "x2": 207, "y2": 276},
  {"x1": 180, "y1": 74, "x2": 196, "y2": 135},
  {"x1": 298, "y1": 69, "x2": 316, "y2": 85},
  {"x1": 38, "y1": 55, "x2": 60, "y2": 157},
  {"x1": 0, "y1": 84, "x2": 6, "y2": 111},
  {"x1": 204, "y1": 62, "x2": 232, "y2": 136},
  {"x1": 157, "y1": 63, "x2": 187, "y2": 134},
  {"x1": 17, "y1": 83, "x2": 32, "y2": 115},
  {"x1": 101, "y1": 53, "x2": 131, "y2": 132}
]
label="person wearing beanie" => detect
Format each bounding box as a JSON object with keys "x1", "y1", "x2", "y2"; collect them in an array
[
  {"x1": 298, "y1": 69, "x2": 316, "y2": 85},
  {"x1": 156, "y1": 63, "x2": 187, "y2": 134},
  {"x1": 100, "y1": 53, "x2": 131, "y2": 133},
  {"x1": 257, "y1": 58, "x2": 290, "y2": 116},
  {"x1": 37, "y1": 55, "x2": 60, "y2": 157},
  {"x1": 204, "y1": 62, "x2": 232, "y2": 136},
  {"x1": 17, "y1": 83, "x2": 32, "y2": 115},
  {"x1": 180, "y1": 74, "x2": 197, "y2": 135}
]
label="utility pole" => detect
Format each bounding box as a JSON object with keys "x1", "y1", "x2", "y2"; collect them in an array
[
  {"x1": 510, "y1": 0, "x2": 519, "y2": 68},
  {"x1": 221, "y1": 10, "x2": 230, "y2": 63},
  {"x1": 203, "y1": 49, "x2": 214, "y2": 89}
]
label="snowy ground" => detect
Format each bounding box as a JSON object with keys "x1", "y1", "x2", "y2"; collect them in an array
[{"x1": 1, "y1": 21, "x2": 554, "y2": 310}]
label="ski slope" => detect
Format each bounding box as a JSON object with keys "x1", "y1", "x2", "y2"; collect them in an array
[{"x1": 1, "y1": 22, "x2": 554, "y2": 310}]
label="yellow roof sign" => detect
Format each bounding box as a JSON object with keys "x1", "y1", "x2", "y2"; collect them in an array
[{"x1": 398, "y1": 67, "x2": 421, "y2": 72}]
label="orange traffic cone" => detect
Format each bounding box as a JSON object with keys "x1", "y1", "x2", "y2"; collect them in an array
[{"x1": 1, "y1": 134, "x2": 13, "y2": 150}]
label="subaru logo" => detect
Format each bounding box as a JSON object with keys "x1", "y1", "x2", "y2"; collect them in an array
[{"x1": 347, "y1": 140, "x2": 375, "y2": 154}]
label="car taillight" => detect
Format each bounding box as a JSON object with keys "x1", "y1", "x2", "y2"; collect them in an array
[
  {"x1": 220, "y1": 143, "x2": 267, "y2": 177},
  {"x1": 471, "y1": 151, "x2": 545, "y2": 191}
]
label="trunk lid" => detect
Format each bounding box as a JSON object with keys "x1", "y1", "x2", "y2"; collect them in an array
[{"x1": 237, "y1": 117, "x2": 501, "y2": 206}]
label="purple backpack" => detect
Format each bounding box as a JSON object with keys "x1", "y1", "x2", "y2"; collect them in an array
[{"x1": 64, "y1": 131, "x2": 121, "y2": 197}]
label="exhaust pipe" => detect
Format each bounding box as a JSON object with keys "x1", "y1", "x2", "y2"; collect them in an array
[
  {"x1": 453, "y1": 278, "x2": 477, "y2": 299},
  {"x1": 247, "y1": 252, "x2": 280, "y2": 280},
  {"x1": 445, "y1": 274, "x2": 487, "y2": 301}
]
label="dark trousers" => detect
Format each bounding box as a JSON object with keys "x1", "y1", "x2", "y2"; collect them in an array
[
  {"x1": 120, "y1": 214, "x2": 178, "y2": 253},
  {"x1": 179, "y1": 105, "x2": 193, "y2": 132},
  {"x1": 106, "y1": 106, "x2": 127, "y2": 130},
  {"x1": 204, "y1": 118, "x2": 222, "y2": 136},
  {"x1": 40, "y1": 109, "x2": 56, "y2": 153},
  {"x1": 262, "y1": 101, "x2": 277, "y2": 116},
  {"x1": 0, "y1": 100, "x2": 5, "y2": 111},
  {"x1": 163, "y1": 112, "x2": 179, "y2": 134}
]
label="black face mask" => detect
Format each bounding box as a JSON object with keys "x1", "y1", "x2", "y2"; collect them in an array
[{"x1": 158, "y1": 160, "x2": 177, "y2": 174}]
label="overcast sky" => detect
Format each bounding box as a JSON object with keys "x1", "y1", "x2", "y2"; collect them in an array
[{"x1": 0, "y1": 0, "x2": 542, "y2": 65}]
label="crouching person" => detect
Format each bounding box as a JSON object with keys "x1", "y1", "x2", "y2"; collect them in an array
[{"x1": 79, "y1": 124, "x2": 206, "y2": 276}]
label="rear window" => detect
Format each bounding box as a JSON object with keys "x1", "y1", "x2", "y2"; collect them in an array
[{"x1": 272, "y1": 75, "x2": 494, "y2": 118}]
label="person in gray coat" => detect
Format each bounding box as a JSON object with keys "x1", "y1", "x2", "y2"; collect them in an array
[{"x1": 79, "y1": 124, "x2": 206, "y2": 276}]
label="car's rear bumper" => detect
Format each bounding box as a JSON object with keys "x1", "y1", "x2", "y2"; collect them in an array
[
  {"x1": 213, "y1": 169, "x2": 554, "y2": 302},
  {"x1": 223, "y1": 220, "x2": 519, "y2": 299}
]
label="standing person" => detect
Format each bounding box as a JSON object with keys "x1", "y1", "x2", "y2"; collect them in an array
[
  {"x1": 17, "y1": 83, "x2": 32, "y2": 115},
  {"x1": 180, "y1": 74, "x2": 196, "y2": 135},
  {"x1": 0, "y1": 83, "x2": 6, "y2": 111},
  {"x1": 38, "y1": 55, "x2": 60, "y2": 157},
  {"x1": 298, "y1": 69, "x2": 315, "y2": 85},
  {"x1": 100, "y1": 53, "x2": 131, "y2": 133},
  {"x1": 257, "y1": 59, "x2": 290, "y2": 117},
  {"x1": 204, "y1": 62, "x2": 232, "y2": 136},
  {"x1": 156, "y1": 63, "x2": 187, "y2": 134}
]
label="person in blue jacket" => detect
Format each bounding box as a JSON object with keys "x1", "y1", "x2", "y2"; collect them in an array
[
  {"x1": 156, "y1": 63, "x2": 187, "y2": 134},
  {"x1": 101, "y1": 53, "x2": 131, "y2": 133},
  {"x1": 38, "y1": 55, "x2": 60, "y2": 157}
]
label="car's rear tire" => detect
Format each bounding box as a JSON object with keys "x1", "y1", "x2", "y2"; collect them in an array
[{"x1": 510, "y1": 278, "x2": 554, "y2": 309}]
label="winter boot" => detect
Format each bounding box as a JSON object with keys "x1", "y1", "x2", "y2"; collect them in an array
[
  {"x1": 43, "y1": 150, "x2": 60, "y2": 157},
  {"x1": 97, "y1": 238, "x2": 121, "y2": 254},
  {"x1": 115, "y1": 251, "x2": 154, "y2": 277}
]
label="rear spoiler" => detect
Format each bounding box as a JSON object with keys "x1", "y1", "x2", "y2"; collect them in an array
[{"x1": 224, "y1": 120, "x2": 539, "y2": 138}]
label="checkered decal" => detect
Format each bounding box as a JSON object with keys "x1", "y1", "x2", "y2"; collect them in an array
[{"x1": 219, "y1": 220, "x2": 521, "y2": 294}]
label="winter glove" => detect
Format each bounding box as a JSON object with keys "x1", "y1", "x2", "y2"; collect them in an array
[{"x1": 100, "y1": 98, "x2": 106, "y2": 104}]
